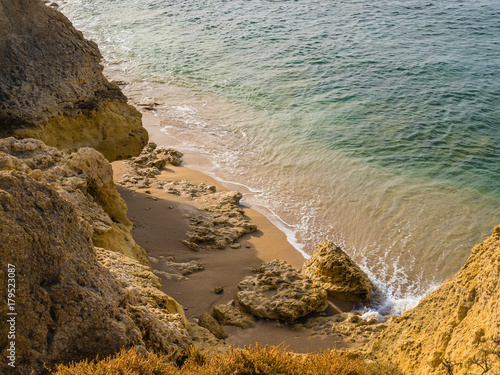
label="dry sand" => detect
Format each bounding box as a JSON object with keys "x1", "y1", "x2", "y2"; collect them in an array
[{"x1": 111, "y1": 98, "x2": 356, "y2": 353}]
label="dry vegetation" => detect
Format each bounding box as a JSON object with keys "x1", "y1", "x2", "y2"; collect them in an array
[
  {"x1": 52, "y1": 345, "x2": 400, "y2": 375},
  {"x1": 441, "y1": 335, "x2": 500, "y2": 375}
]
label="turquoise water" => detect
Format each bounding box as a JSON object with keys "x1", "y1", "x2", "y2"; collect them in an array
[{"x1": 61, "y1": 0, "x2": 499, "y2": 314}]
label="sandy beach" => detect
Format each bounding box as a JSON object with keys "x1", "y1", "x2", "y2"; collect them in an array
[{"x1": 111, "y1": 107, "x2": 357, "y2": 353}]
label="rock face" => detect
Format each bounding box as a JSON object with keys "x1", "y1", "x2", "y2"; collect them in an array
[
  {"x1": 0, "y1": 171, "x2": 190, "y2": 374},
  {"x1": 0, "y1": 137, "x2": 148, "y2": 265},
  {"x1": 0, "y1": 0, "x2": 148, "y2": 161},
  {"x1": 367, "y1": 226, "x2": 500, "y2": 375},
  {"x1": 95, "y1": 248, "x2": 191, "y2": 355},
  {"x1": 237, "y1": 260, "x2": 328, "y2": 323},
  {"x1": 302, "y1": 242, "x2": 373, "y2": 302}
]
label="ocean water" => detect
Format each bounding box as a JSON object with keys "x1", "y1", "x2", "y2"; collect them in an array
[{"x1": 60, "y1": 0, "x2": 500, "y2": 315}]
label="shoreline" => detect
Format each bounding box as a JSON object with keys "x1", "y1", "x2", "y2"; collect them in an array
[
  {"x1": 110, "y1": 95, "x2": 377, "y2": 351},
  {"x1": 112, "y1": 131, "x2": 360, "y2": 352}
]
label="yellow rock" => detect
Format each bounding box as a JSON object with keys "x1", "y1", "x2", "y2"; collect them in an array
[{"x1": 367, "y1": 225, "x2": 500, "y2": 374}]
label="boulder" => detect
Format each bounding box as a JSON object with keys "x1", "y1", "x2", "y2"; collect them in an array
[
  {"x1": 302, "y1": 242, "x2": 373, "y2": 302},
  {"x1": 157, "y1": 146, "x2": 184, "y2": 166},
  {"x1": 0, "y1": 171, "x2": 190, "y2": 374},
  {"x1": 0, "y1": 137, "x2": 149, "y2": 265},
  {"x1": 213, "y1": 300, "x2": 256, "y2": 328},
  {"x1": 237, "y1": 260, "x2": 328, "y2": 323},
  {"x1": 197, "y1": 313, "x2": 228, "y2": 340},
  {"x1": 0, "y1": 0, "x2": 147, "y2": 161},
  {"x1": 183, "y1": 191, "x2": 257, "y2": 251},
  {"x1": 367, "y1": 226, "x2": 500, "y2": 374}
]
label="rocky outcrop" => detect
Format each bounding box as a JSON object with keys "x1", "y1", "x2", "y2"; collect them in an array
[
  {"x1": 367, "y1": 226, "x2": 500, "y2": 374},
  {"x1": 184, "y1": 191, "x2": 257, "y2": 251},
  {"x1": 95, "y1": 248, "x2": 191, "y2": 355},
  {"x1": 0, "y1": 137, "x2": 148, "y2": 265},
  {"x1": 197, "y1": 313, "x2": 228, "y2": 340},
  {"x1": 213, "y1": 300, "x2": 256, "y2": 328},
  {"x1": 237, "y1": 260, "x2": 328, "y2": 323},
  {"x1": 0, "y1": 0, "x2": 147, "y2": 161},
  {"x1": 293, "y1": 312, "x2": 390, "y2": 346},
  {"x1": 302, "y1": 242, "x2": 373, "y2": 302},
  {"x1": 118, "y1": 142, "x2": 257, "y2": 251},
  {"x1": 149, "y1": 255, "x2": 205, "y2": 281},
  {"x1": 0, "y1": 171, "x2": 190, "y2": 374}
]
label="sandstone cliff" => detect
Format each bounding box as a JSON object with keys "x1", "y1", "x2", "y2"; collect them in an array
[
  {"x1": 368, "y1": 225, "x2": 500, "y2": 374},
  {"x1": 0, "y1": 171, "x2": 191, "y2": 374},
  {"x1": 0, "y1": 137, "x2": 149, "y2": 265},
  {"x1": 0, "y1": 0, "x2": 148, "y2": 161}
]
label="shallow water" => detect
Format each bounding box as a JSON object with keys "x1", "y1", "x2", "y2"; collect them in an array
[{"x1": 60, "y1": 0, "x2": 500, "y2": 314}]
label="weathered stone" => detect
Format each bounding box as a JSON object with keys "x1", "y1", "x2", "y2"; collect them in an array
[
  {"x1": 213, "y1": 300, "x2": 256, "y2": 328},
  {"x1": 0, "y1": 0, "x2": 147, "y2": 161},
  {"x1": 293, "y1": 313, "x2": 387, "y2": 346},
  {"x1": 95, "y1": 248, "x2": 191, "y2": 355},
  {"x1": 367, "y1": 225, "x2": 500, "y2": 374},
  {"x1": 157, "y1": 147, "x2": 184, "y2": 166},
  {"x1": 302, "y1": 242, "x2": 373, "y2": 302},
  {"x1": 197, "y1": 313, "x2": 228, "y2": 340},
  {"x1": 237, "y1": 260, "x2": 328, "y2": 323},
  {"x1": 184, "y1": 191, "x2": 257, "y2": 251},
  {"x1": 185, "y1": 323, "x2": 227, "y2": 354},
  {"x1": 0, "y1": 138, "x2": 149, "y2": 265},
  {"x1": 0, "y1": 171, "x2": 190, "y2": 374}
]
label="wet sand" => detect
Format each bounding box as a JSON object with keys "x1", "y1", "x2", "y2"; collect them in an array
[{"x1": 111, "y1": 109, "x2": 356, "y2": 352}]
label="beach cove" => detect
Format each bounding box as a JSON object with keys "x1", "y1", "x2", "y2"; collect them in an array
[
  {"x1": 60, "y1": 0, "x2": 500, "y2": 315},
  {"x1": 1, "y1": 1, "x2": 499, "y2": 374}
]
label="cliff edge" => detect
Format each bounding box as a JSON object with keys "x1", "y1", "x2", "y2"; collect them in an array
[
  {"x1": 0, "y1": 168, "x2": 191, "y2": 374},
  {"x1": 0, "y1": 0, "x2": 148, "y2": 161},
  {"x1": 368, "y1": 225, "x2": 500, "y2": 374}
]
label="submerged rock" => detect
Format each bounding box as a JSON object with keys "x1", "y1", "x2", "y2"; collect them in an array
[
  {"x1": 302, "y1": 242, "x2": 373, "y2": 302},
  {"x1": 0, "y1": 0, "x2": 147, "y2": 161},
  {"x1": 367, "y1": 225, "x2": 500, "y2": 374},
  {"x1": 237, "y1": 260, "x2": 328, "y2": 323}
]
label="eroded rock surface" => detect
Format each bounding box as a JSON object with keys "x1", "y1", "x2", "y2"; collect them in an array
[
  {"x1": 149, "y1": 255, "x2": 205, "y2": 282},
  {"x1": 183, "y1": 191, "x2": 257, "y2": 251},
  {"x1": 213, "y1": 300, "x2": 256, "y2": 328},
  {"x1": 367, "y1": 226, "x2": 500, "y2": 374},
  {"x1": 0, "y1": 137, "x2": 148, "y2": 265},
  {"x1": 0, "y1": 171, "x2": 190, "y2": 374},
  {"x1": 197, "y1": 312, "x2": 228, "y2": 340},
  {"x1": 119, "y1": 143, "x2": 257, "y2": 250},
  {"x1": 302, "y1": 242, "x2": 373, "y2": 302},
  {"x1": 237, "y1": 260, "x2": 328, "y2": 323},
  {"x1": 0, "y1": 0, "x2": 147, "y2": 161},
  {"x1": 293, "y1": 312, "x2": 390, "y2": 346},
  {"x1": 95, "y1": 248, "x2": 191, "y2": 355}
]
